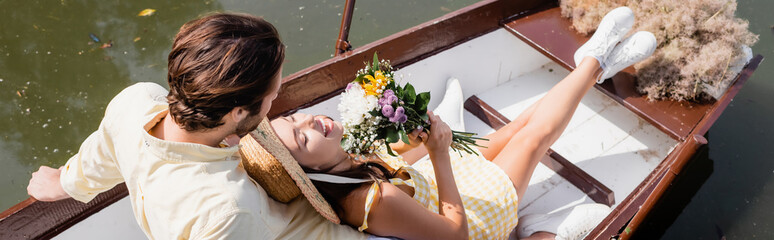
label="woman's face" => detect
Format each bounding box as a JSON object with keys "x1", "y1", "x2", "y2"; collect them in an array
[{"x1": 272, "y1": 113, "x2": 351, "y2": 172}]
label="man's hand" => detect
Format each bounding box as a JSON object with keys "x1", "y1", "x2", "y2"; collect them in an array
[{"x1": 27, "y1": 166, "x2": 71, "y2": 201}]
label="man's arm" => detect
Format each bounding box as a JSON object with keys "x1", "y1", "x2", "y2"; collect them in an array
[
  {"x1": 56, "y1": 127, "x2": 124, "y2": 203},
  {"x1": 28, "y1": 127, "x2": 123, "y2": 202}
]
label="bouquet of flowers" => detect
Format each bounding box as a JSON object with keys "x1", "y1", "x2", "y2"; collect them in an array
[{"x1": 338, "y1": 53, "x2": 486, "y2": 156}]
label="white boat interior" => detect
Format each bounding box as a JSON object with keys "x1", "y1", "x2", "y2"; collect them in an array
[{"x1": 54, "y1": 28, "x2": 679, "y2": 239}]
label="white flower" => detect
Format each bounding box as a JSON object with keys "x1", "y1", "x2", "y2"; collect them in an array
[{"x1": 338, "y1": 84, "x2": 373, "y2": 127}]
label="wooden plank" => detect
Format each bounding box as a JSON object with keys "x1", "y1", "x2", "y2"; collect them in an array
[
  {"x1": 0, "y1": 184, "x2": 128, "y2": 240},
  {"x1": 464, "y1": 95, "x2": 615, "y2": 206}
]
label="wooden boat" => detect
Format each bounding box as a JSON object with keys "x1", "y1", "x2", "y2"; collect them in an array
[{"x1": 0, "y1": 0, "x2": 763, "y2": 239}]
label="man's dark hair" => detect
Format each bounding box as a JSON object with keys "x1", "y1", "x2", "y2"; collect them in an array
[{"x1": 167, "y1": 13, "x2": 285, "y2": 131}]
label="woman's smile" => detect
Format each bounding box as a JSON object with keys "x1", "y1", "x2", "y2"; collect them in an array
[
  {"x1": 316, "y1": 118, "x2": 329, "y2": 137},
  {"x1": 314, "y1": 115, "x2": 339, "y2": 138}
]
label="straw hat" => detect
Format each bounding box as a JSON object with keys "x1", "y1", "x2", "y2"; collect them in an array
[{"x1": 238, "y1": 118, "x2": 340, "y2": 223}]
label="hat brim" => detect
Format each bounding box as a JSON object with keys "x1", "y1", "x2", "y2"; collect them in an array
[{"x1": 240, "y1": 118, "x2": 340, "y2": 224}]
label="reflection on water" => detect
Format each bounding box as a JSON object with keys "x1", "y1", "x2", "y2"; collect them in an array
[{"x1": 0, "y1": 0, "x2": 771, "y2": 239}]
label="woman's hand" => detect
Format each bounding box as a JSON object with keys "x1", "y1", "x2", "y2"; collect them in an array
[
  {"x1": 406, "y1": 128, "x2": 428, "y2": 148},
  {"x1": 389, "y1": 128, "x2": 428, "y2": 155},
  {"x1": 424, "y1": 111, "x2": 452, "y2": 156}
]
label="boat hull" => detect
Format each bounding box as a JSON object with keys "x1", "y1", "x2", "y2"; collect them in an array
[{"x1": 0, "y1": 1, "x2": 762, "y2": 239}]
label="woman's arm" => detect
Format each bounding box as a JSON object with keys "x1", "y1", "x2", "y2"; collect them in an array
[
  {"x1": 353, "y1": 182, "x2": 468, "y2": 240},
  {"x1": 351, "y1": 112, "x2": 467, "y2": 240},
  {"x1": 422, "y1": 112, "x2": 467, "y2": 239},
  {"x1": 398, "y1": 145, "x2": 429, "y2": 165}
]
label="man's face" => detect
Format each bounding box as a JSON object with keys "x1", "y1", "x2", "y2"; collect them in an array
[{"x1": 234, "y1": 66, "x2": 283, "y2": 137}]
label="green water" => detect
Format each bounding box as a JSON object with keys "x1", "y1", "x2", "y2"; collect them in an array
[{"x1": 0, "y1": 0, "x2": 771, "y2": 239}]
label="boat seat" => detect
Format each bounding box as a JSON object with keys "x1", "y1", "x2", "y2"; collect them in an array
[
  {"x1": 464, "y1": 95, "x2": 615, "y2": 206},
  {"x1": 502, "y1": 6, "x2": 713, "y2": 141}
]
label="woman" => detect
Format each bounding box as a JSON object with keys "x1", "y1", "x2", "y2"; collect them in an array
[{"x1": 263, "y1": 7, "x2": 655, "y2": 240}]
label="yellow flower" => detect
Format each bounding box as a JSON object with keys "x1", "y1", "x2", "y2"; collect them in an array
[{"x1": 362, "y1": 71, "x2": 390, "y2": 96}]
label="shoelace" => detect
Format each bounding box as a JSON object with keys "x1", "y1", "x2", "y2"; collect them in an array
[
  {"x1": 598, "y1": 45, "x2": 632, "y2": 84},
  {"x1": 589, "y1": 20, "x2": 627, "y2": 58},
  {"x1": 606, "y1": 38, "x2": 643, "y2": 73}
]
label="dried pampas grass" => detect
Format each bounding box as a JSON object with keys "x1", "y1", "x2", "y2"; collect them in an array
[{"x1": 560, "y1": 0, "x2": 757, "y2": 102}]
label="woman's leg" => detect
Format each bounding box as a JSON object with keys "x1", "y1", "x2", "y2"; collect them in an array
[
  {"x1": 476, "y1": 99, "x2": 539, "y2": 160},
  {"x1": 491, "y1": 57, "x2": 602, "y2": 199}
]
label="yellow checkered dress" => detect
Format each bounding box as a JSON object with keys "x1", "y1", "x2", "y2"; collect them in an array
[{"x1": 362, "y1": 147, "x2": 520, "y2": 239}]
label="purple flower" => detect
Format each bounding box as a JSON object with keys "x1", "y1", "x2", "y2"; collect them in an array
[
  {"x1": 346, "y1": 82, "x2": 356, "y2": 91},
  {"x1": 387, "y1": 95, "x2": 398, "y2": 104},
  {"x1": 381, "y1": 105, "x2": 395, "y2": 118},
  {"x1": 378, "y1": 89, "x2": 398, "y2": 107},
  {"x1": 397, "y1": 114, "x2": 407, "y2": 123},
  {"x1": 389, "y1": 107, "x2": 407, "y2": 123},
  {"x1": 383, "y1": 89, "x2": 395, "y2": 98}
]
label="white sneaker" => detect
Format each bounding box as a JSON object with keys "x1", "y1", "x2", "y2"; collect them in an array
[
  {"x1": 516, "y1": 203, "x2": 612, "y2": 240},
  {"x1": 432, "y1": 78, "x2": 465, "y2": 132},
  {"x1": 598, "y1": 31, "x2": 658, "y2": 82},
  {"x1": 573, "y1": 7, "x2": 635, "y2": 70}
]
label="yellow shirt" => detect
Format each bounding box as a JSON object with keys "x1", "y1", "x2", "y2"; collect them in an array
[{"x1": 60, "y1": 82, "x2": 366, "y2": 240}]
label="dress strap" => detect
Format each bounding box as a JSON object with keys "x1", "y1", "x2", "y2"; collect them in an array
[
  {"x1": 358, "y1": 181, "x2": 380, "y2": 232},
  {"x1": 389, "y1": 178, "x2": 415, "y2": 188},
  {"x1": 307, "y1": 173, "x2": 373, "y2": 184}
]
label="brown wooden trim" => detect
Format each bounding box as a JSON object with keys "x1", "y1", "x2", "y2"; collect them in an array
[
  {"x1": 620, "y1": 135, "x2": 707, "y2": 239},
  {"x1": 544, "y1": 149, "x2": 615, "y2": 206},
  {"x1": 0, "y1": 184, "x2": 128, "y2": 240},
  {"x1": 463, "y1": 95, "x2": 510, "y2": 129},
  {"x1": 464, "y1": 95, "x2": 615, "y2": 206},
  {"x1": 584, "y1": 135, "x2": 706, "y2": 239},
  {"x1": 268, "y1": 0, "x2": 549, "y2": 118},
  {"x1": 0, "y1": 197, "x2": 36, "y2": 221}
]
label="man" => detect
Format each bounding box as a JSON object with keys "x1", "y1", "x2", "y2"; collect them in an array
[{"x1": 26, "y1": 13, "x2": 366, "y2": 239}]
